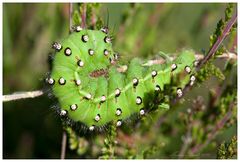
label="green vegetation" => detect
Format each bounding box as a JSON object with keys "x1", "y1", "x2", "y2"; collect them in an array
[{"x1": 3, "y1": 3, "x2": 237, "y2": 159}]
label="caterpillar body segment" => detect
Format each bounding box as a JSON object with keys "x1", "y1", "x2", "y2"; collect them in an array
[{"x1": 49, "y1": 29, "x2": 196, "y2": 130}]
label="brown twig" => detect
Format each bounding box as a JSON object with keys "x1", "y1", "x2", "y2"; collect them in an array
[
  {"x1": 116, "y1": 51, "x2": 237, "y2": 73},
  {"x1": 197, "y1": 12, "x2": 237, "y2": 70},
  {"x1": 61, "y1": 131, "x2": 67, "y2": 159},
  {"x1": 60, "y1": 3, "x2": 73, "y2": 159},
  {"x1": 91, "y1": 6, "x2": 96, "y2": 27},
  {"x1": 190, "y1": 101, "x2": 236, "y2": 154},
  {"x1": 3, "y1": 50, "x2": 237, "y2": 102},
  {"x1": 178, "y1": 109, "x2": 193, "y2": 158},
  {"x1": 172, "y1": 12, "x2": 237, "y2": 105},
  {"x1": 3, "y1": 50, "x2": 236, "y2": 102},
  {"x1": 69, "y1": 3, "x2": 73, "y2": 33},
  {"x1": 3, "y1": 90, "x2": 44, "y2": 102},
  {"x1": 81, "y1": 3, "x2": 87, "y2": 29},
  {"x1": 143, "y1": 52, "x2": 237, "y2": 67},
  {"x1": 178, "y1": 125, "x2": 192, "y2": 158}
]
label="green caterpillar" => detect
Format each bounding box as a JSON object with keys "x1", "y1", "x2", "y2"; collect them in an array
[{"x1": 46, "y1": 26, "x2": 197, "y2": 131}]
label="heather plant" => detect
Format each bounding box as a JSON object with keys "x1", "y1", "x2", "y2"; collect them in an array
[{"x1": 3, "y1": 3, "x2": 237, "y2": 159}]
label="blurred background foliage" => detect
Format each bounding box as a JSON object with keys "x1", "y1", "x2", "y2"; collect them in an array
[{"x1": 3, "y1": 3, "x2": 237, "y2": 159}]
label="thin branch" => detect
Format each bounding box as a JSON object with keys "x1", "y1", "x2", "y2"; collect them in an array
[
  {"x1": 69, "y1": 3, "x2": 73, "y2": 33},
  {"x1": 91, "y1": 6, "x2": 97, "y2": 27},
  {"x1": 61, "y1": 131, "x2": 67, "y2": 159},
  {"x1": 3, "y1": 51, "x2": 236, "y2": 103},
  {"x1": 197, "y1": 12, "x2": 237, "y2": 70},
  {"x1": 81, "y1": 3, "x2": 87, "y2": 29},
  {"x1": 3, "y1": 90, "x2": 44, "y2": 102},
  {"x1": 178, "y1": 109, "x2": 193, "y2": 158},
  {"x1": 143, "y1": 52, "x2": 237, "y2": 67},
  {"x1": 172, "y1": 12, "x2": 237, "y2": 105},
  {"x1": 116, "y1": 51, "x2": 237, "y2": 73},
  {"x1": 60, "y1": 3, "x2": 73, "y2": 159},
  {"x1": 190, "y1": 101, "x2": 236, "y2": 154},
  {"x1": 178, "y1": 126, "x2": 192, "y2": 158},
  {"x1": 3, "y1": 50, "x2": 237, "y2": 103}
]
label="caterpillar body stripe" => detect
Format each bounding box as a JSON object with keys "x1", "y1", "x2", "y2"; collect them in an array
[{"x1": 48, "y1": 28, "x2": 196, "y2": 130}]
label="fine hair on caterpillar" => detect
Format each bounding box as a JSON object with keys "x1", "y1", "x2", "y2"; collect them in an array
[{"x1": 46, "y1": 24, "x2": 197, "y2": 132}]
